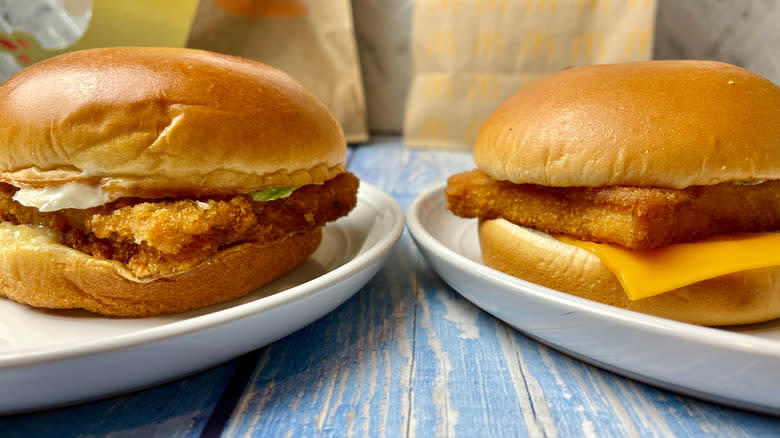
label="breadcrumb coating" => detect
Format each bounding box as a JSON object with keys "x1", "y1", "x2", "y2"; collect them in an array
[
  {"x1": 0, "y1": 172, "x2": 359, "y2": 278},
  {"x1": 446, "y1": 170, "x2": 780, "y2": 250}
]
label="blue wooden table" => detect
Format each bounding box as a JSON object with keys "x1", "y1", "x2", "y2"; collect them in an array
[{"x1": 1, "y1": 136, "x2": 778, "y2": 437}]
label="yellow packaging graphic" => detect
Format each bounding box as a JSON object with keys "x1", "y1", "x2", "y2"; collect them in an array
[
  {"x1": 0, "y1": 0, "x2": 198, "y2": 81},
  {"x1": 404, "y1": 0, "x2": 658, "y2": 149}
]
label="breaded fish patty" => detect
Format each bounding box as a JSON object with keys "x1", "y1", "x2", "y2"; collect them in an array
[
  {"x1": 446, "y1": 170, "x2": 780, "y2": 250},
  {"x1": 0, "y1": 172, "x2": 359, "y2": 278}
]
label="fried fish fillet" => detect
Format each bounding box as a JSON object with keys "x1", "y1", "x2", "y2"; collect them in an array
[
  {"x1": 446, "y1": 170, "x2": 780, "y2": 250},
  {"x1": 0, "y1": 172, "x2": 359, "y2": 278}
]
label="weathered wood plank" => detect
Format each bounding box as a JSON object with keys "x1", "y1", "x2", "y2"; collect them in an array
[{"x1": 0, "y1": 363, "x2": 235, "y2": 437}]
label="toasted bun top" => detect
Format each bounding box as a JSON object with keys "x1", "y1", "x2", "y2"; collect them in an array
[
  {"x1": 475, "y1": 61, "x2": 780, "y2": 189},
  {"x1": 0, "y1": 47, "x2": 347, "y2": 198}
]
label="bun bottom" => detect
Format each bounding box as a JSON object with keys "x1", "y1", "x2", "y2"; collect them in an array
[
  {"x1": 478, "y1": 218, "x2": 780, "y2": 326},
  {"x1": 0, "y1": 222, "x2": 321, "y2": 316}
]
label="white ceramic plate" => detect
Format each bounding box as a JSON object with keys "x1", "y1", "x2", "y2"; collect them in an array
[
  {"x1": 0, "y1": 182, "x2": 404, "y2": 414},
  {"x1": 407, "y1": 183, "x2": 780, "y2": 415}
]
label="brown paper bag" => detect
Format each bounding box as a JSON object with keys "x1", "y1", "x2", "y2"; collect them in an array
[
  {"x1": 403, "y1": 0, "x2": 658, "y2": 149},
  {"x1": 187, "y1": 0, "x2": 369, "y2": 143}
]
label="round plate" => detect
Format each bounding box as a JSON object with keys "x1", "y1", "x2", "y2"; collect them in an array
[
  {"x1": 407, "y1": 183, "x2": 780, "y2": 415},
  {"x1": 0, "y1": 182, "x2": 404, "y2": 414}
]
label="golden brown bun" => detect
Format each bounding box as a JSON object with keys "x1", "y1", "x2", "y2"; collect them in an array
[
  {"x1": 478, "y1": 218, "x2": 780, "y2": 326},
  {"x1": 0, "y1": 47, "x2": 346, "y2": 199},
  {"x1": 0, "y1": 222, "x2": 321, "y2": 316},
  {"x1": 475, "y1": 61, "x2": 780, "y2": 189}
]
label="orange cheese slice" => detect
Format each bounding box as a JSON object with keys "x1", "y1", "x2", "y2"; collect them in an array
[{"x1": 558, "y1": 233, "x2": 780, "y2": 300}]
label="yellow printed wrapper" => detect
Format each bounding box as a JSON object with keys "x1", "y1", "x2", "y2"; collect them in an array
[
  {"x1": 403, "y1": 0, "x2": 658, "y2": 149},
  {"x1": 0, "y1": 0, "x2": 198, "y2": 81}
]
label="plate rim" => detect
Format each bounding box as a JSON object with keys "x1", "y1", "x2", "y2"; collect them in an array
[
  {"x1": 406, "y1": 182, "x2": 780, "y2": 356},
  {"x1": 0, "y1": 181, "x2": 405, "y2": 370}
]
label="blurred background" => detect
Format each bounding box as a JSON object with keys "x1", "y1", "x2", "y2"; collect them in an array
[
  {"x1": 356, "y1": 0, "x2": 779, "y2": 139},
  {"x1": 1, "y1": 0, "x2": 778, "y2": 147}
]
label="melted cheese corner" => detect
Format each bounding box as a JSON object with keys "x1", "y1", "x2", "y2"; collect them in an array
[
  {"x1": 13, "y1": 183, "x2": 111, "y2": 212},
  {"x1": 558, "y1": 233, "x2": 780, "y2": 300}
]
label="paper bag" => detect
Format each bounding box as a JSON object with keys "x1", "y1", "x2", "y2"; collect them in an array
[
  {"x1": 403, "y1": 0, "x2": 658, "y2": 149},
  {"x1": 0, "y1": 0, "x2": 198, "y2": 82},
  {"x1": 187, "y1": 0, "x2": 369, "y2": 143}
]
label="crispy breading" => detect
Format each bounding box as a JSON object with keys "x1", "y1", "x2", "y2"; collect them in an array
[
  {"x1": 0, "y1": 172, "x2": 359, "y2": 278},
  {"x1": 446, "y1": 170, "x2": 780, "y2": 250}
]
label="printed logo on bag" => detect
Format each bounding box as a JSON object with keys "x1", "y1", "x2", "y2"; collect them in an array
[
  {"x1": 571, "y1": 32, "x2": 604, "y2": 58},
  {"x1": 420, "y1": 118, "x2": 450, "y2": 141},
  {"x1": 423, "y1": 75, "x2": 452, "y2": 99},
  {"x1": 526, "y1": 0, "x2": 559, "y2": 11},
  {"x1": 472, "y1": 32, "x2": 504, "y2": 56},
  {"x1": 577, "y1": 0, "x2": 610, "y2": 12},
  {"x1": 521, "y1": 32, "x2": 553, "y2": 58},
  {"x1": 214, "y1": 0, "x2": 309, "y2": 17},
  {"x1": 625, "y1": 28, "x2": 651, "y2": 56},
  {"x1": 467, "y1": 75, "x2": 500, "y2": 100},
  {"x1": 429, "y1": 0, "x2": 461, "y2": 12},
  {"x1": 425, "y1": 32, "x2": 455, "y2": 56},
  {"x1": 476, "y1": 0, "x2": 508, "y2": 12}
]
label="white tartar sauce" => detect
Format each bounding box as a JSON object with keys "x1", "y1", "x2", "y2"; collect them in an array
[{"x1": 13, "y1": 183, "x2": 111, "y2": 212}]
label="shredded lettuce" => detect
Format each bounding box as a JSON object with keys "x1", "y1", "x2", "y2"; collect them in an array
[{"x1": 248, "y1": 186, "x2": 301, "y2": 202}]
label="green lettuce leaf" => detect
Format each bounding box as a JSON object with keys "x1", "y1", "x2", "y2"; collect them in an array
[{"x1": 248, "y1": 186, "x2": 301, "y2": 202}]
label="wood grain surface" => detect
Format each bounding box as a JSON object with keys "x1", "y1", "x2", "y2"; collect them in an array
[{"x1": 0, "y1": 137, "x2": 778, "y2": 437}]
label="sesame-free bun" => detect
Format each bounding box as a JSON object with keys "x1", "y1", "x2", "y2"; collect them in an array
[
  {"x1": 478, "y1": 218, "x2": 780, "y2": 326},
  {"x1": 475, "y1": 61, "x2": 780, "y2": 189},
  {"x1": 0, "y1": 47, "x2": 346, "y2": 199},
  {"x1": 0, "y1": 222, "x2": 322, "y2": 316}
]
